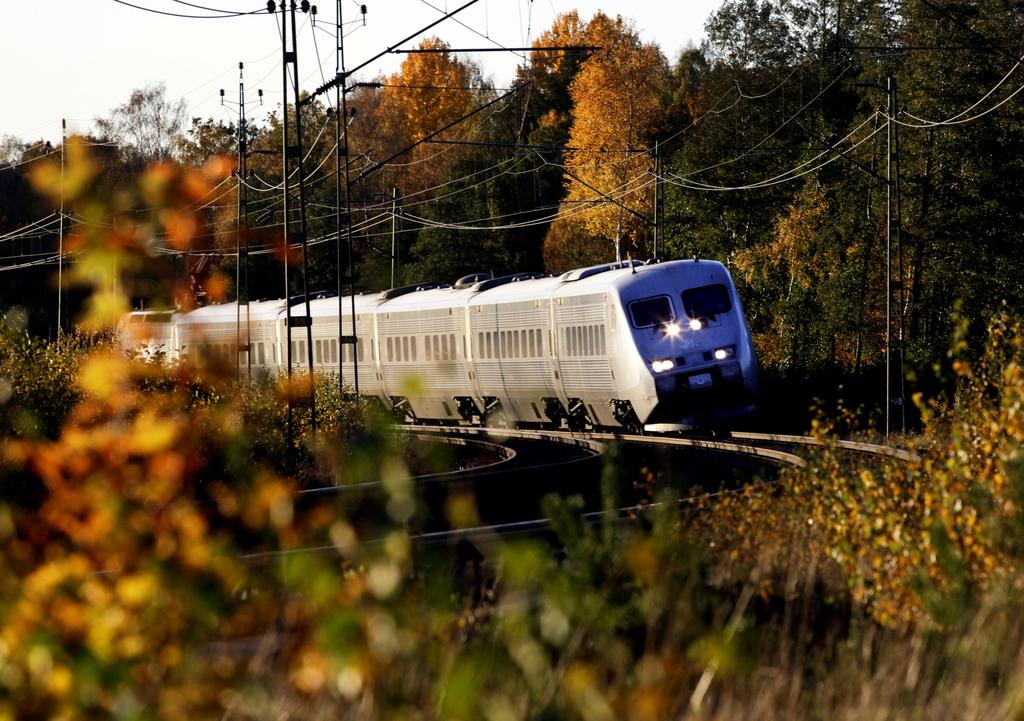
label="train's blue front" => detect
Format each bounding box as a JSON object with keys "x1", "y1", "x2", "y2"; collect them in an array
[{"x1": 617, "y1": 260, "x2": 759, "y2": 428}]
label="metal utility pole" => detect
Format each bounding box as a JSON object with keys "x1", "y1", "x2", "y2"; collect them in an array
[
  {"x1": 390, "y1": 187, "x2": 400, "y2": 287},
  {"x1": 652, "y1": 140, "x2": 659, "y2": 259},
  {"x1": 335, "y1": 0, "x2": 360, "y2": 401},
  {"x1": 276, "y1": 0, "x2": 319, "y2": 446},
  {"x1": 57, "y1": 119, "x2": 65, "y2": 337},
  {"x1": 885, "y1": 76, "x2": 906, "y2": 436},
  {"x1": 227, "y1": 62, "x2": 254, "y2": 380}
]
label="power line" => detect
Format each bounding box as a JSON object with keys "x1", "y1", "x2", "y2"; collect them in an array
[{"x1": 109, "y1": 0, "x2": 264, "y2": 19}]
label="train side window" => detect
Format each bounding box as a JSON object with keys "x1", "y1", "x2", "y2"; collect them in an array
[
  {"x1": 402, "y1": 337, "x2": 410, "y2": 362},
  {"x1": 599, "y1": 326, "x2": 606, "y2": 355},
  {"x1": 411, "y1": 337, "x2": 418, "y2": 361},
  {"x1": 299, "y1": 340, "x2": 306, "y2": 362},
  {"x1": 528, "y1": 329, "x2": 536, "y2": 357},
  {"x1": 682, "y1": 284, "x2": 732, "y2": 319},
  {"x1": 485, "y1": 333, "x2": 491, "y2": 358},
  {"x1": 476, "y1": 332, "x2": 482, "y2": 357},
  {"x1": 450, "y1": 334, "x2": 456, "y2": 359},
  {"x1": 628, "y1": 295, "x2": 674, "y2": 328},
  {"x1": 589, "y1": 326, "x2": 597, "y2": 355},
  {"x1": 438, "y1": 334, "x2": 446, "y2": 360},
  {"x1": 386, "y1": 337, "x2": 393, "y2": 362},
  {"x1": 513, "y1": 331, "x2": 521, "y2": 358},
  {"x1": 315, "y1": 340, "x2": 323, "y2": 364}
]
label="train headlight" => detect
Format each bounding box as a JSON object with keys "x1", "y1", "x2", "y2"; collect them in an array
[
  {"x1": 663, "y1": 321, "x2": 681, "y2": 338},
  {"x1": 689, "y1": 318, "x2": 704, "y2": 331},
  {"x1": 713, "y1": 347, "x2": 734, "y2": 360},
  {"x1": 651, "y1": 359, "x2": 675, "y2": 373}
]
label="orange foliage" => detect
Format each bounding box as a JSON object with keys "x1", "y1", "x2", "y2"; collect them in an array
[
  {"x1": 371, "y1": 37, "x2": 483, "y2": 193},
  {"x1": 561, "y1": 13, "x2": 668, "y2": 256}
]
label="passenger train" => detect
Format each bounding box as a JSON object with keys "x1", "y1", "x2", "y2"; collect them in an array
[{"x1": 118, "y1": 258, "x2": 759, "y2": 430}]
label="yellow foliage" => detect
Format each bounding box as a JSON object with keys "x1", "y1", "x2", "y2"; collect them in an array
[
  {"x1": 562, "y1": 13, "x2": 668, "y2": 253},
  {"x1": 699, "y1": 312, "x2": 1024, "y2": 627}
]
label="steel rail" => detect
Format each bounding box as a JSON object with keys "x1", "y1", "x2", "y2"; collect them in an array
[{"x1": 729, "y1": 431, "x2": 921, "y2": 463}]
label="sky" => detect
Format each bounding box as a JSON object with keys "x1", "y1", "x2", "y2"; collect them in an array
[{"x1": 2, "y1": 0, "x2": 723, "y2": 145}]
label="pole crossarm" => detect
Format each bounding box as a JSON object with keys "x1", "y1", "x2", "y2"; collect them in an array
[
  {"x1": 352, "y1": 84, "x2": 527, "y2": 184},
  {"x1": 305, "y1": 0, "x2": 481, "y2": 103},
  {"x1": 422, "y1": 138, "x2": 647, "y2": 153},
  {"x1": 391, "y1": 45, "x2": 601, "y2": 54}
]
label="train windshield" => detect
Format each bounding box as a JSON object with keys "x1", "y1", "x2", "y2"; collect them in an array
[
  {"x1": 629, "y1": 296, "x2": 674, "y2": 327},
  {"x1": 682, "y1": 284, "x2": 732, "y2": 319}
]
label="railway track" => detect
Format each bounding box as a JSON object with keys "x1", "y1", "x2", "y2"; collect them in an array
[
  {"x1": 244, "y1": 424, "x2": 921, "y2": 558},
  {"x1": 383, "y1": 424, "x2": 919, "y2": 545}
]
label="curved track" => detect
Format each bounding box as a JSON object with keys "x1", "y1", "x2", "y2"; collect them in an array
[
  {"x1": 246, "y1": 425, "x2": 921, "y2": 557},
  {"x1": 387, "y1": 424, "x2": 921, "y2": 547}
]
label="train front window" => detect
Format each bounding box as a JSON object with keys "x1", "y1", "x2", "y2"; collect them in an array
[
  {"x1": 682, "y1": 284, "x2": 732, "y2": 319},
  {"x1": 629, "y1": 296, "x2": 674, "y2": 328}
]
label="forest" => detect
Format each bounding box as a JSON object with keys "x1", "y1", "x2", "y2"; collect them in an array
[{"x1": 3, "y1": 1, "x2": 1023, "y2": 424}]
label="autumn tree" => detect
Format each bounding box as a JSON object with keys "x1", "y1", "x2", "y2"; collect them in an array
[
  {"x1": 368, "y1": 38, "x2": 486, "y2": 195},
  {"x1": 546, "y1": 13, "x2": 669, "y2": 265}
]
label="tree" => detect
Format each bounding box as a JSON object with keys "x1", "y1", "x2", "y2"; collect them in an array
[
  {"x1": 95, "y1": 83, "x2": 188, "y2": 165},
  {"x1": 367, "y1": 38, "x2": 486, "y2": 195},
  {"x1": 177, "y1": 117, "x2": 241, "y2": 166},
  {"x1": 548, "y1": 13, "x2": 669, "y2": 263},
  {"x1": 0, "y1": 135, "x2": 27, "y2": 166}
]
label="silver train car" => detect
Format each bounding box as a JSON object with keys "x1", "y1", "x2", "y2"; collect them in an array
[{"x1": 118, "y1": 259, "x2": 759, "y2": 430}]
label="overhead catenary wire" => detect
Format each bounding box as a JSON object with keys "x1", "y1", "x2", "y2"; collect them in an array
[
  {"x1": 883, "y1": 53, "x2": 1024, "y2": 128},
  {"x1": 109, "y1": 0, "x2": 265, "y2": 19},
  {"x1": 666, "y1": 112, "x2": 884, "y2": 192}
]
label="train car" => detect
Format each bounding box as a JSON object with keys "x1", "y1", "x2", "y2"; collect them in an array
[
  {"x1": 117, "y1": 308, "x2": 178, "y2": 362},
  {"x1": 462, "y1": 258, "x2": 757, "y2": 430},
  {"x1": 468, "y1": 273, "x2": 563, "y2": 426},
  {"x1": 246, "y1": 299, "x2": 287, "y2": 374},
  {"x1": 305, "y1": 292, "x2": 384, "y2": 397},
  {"x1": 116, "y1": 258, "x2": 758, "y2": 430}
]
